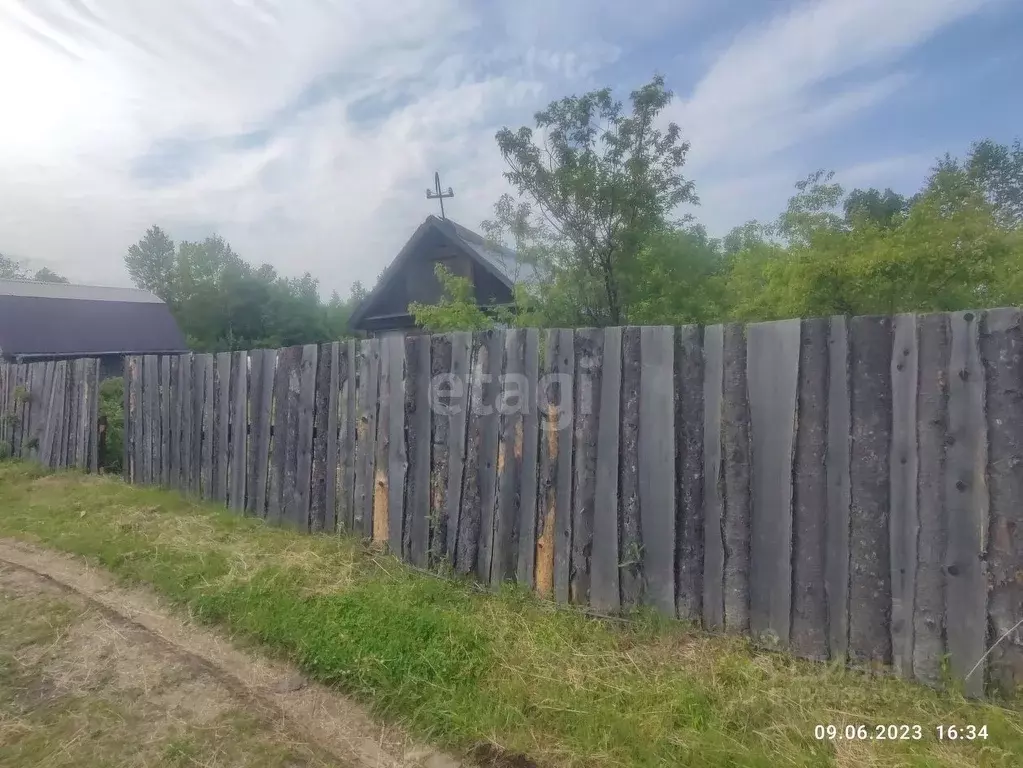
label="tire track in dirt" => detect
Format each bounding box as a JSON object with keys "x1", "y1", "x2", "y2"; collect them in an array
[{"x1": 0, "y1": 537, "x2": 463, "y2": 768}]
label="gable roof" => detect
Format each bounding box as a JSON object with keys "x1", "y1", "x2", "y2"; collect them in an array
[
  {"x1": 0, "y1": 279, "x2": 188, "y2": 359},
  {"x1": 349, "y1": 215, "x2": 534, "y2": 329}
]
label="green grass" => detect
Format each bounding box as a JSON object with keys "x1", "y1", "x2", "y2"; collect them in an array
[{"x1": 0, "y1": 461, "x2": 1020, "y2": 767}]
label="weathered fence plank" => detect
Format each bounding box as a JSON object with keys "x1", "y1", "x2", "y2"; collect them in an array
[
  {"x1": 386, "y1": 337, "x2": 408, "y2": 554},
  {"x1": 702, "y1": 324, "x2": 725, "y2": 630},
  {"x1": 160, "y1": 355, "x2": 172, "y2": 485},
  {"x1": 944, "y1": 310, "x2": 989, "y2": 697},
  {"x1": 914, "y1": 313, "x2": 949, "y2": 683},
  {"x1": 77, "y1": 359, "x2": 92, "y2": 470},
  {"x1": 323, "y1": 342, "x2": 341, "y2": 533},
  {"x1": 246, "y1": 350, "x2": 275, "y2": 519},
  {"x1": 44, "y1": 362, "x2": 68, "y2": 468},
  {"x1": 516, "y1": 328, "x2": 541, "y2": 590},
  {"x1": 269, "y1": 347, "x2": 296, "y2": 524},
  {"x1": 457, "y1": 333, "x2": 486, "y2": 575},
  {"x1": 619, "y1": 326, "x2": 642, "y2": 608},
  {"x1": 722, "y1": 323, "x2": 751, "y2": 633},
  {"x1": 570, "y1": 328, "x2": 602, "y2": 604},
  {"x1": 791, "y1": 318, "x2": 830, "y2": 660},
  {"x1": 675, "y1": 325, "x2": 704, "y2": 622},
  {"x1": 87, "y1": 359, "x2": 100, "y2": 473},
  {"x1": 476, "y1": 330, "x2": 505, "y2": 584},
  {"x1": 848, "y1": 315, "x2": 893, "y2": 666},
  {"x1": 747, "y1": 319, "x2": 801, "y2": 647},
  {"x1": 289, "y1": 344, "x2": 317, "y2": 530},
  {"x1": 178, "y1": 354, "x2": 192, "y2": 491},
  {"x1": 982, "y1": 307, "x2": 1023, "y2": 695},
  {"x1": 168, "y1": 356, "x2": 180, "y2": 487},
  {"x1": 443, "y1": 333, "x2": 471, "y2": 567},
  {"x1": 128, "y1": 357, "x2": 142, "y2": 482},
  {"x1": 429, "y1": 334, "x2": 454, "y2": 564},
  {"x1": 890, "y1": 313, "x2": 919, "y2": 677},
  {"x1": 339, "y1": 340, "x2": 357, "y2": 533},
  {"x1": 405, "y1": 334, "x2": 432, "y2": 567},
  {"x1": 373, "y1": 338, "x2": 394, "y2": 545},
  {"x1": 143, "y1": 355, "x2": 159, "y2": 484},
  {"x1": 826, "y1": 316, "x2": 852, "y2": 662},
  {"x1": 353, "y1": 340, "x2": 379, "y2": 537},
  {"x1": 639, "y1": 326, "x2": 676, "y2": 615},
  {"x1": 200, "y1": 354, "x2": 215, "y2": 499},
  {"x1": 493, "y1": 329, "x2": 525, "y2": 583},
  {"x1": 310, "y1": 343, "x2": 332, "y2": 532},
  {"x1": 591, "y1": 326, "x2": 621, "y2": 613},
  {"x1": 213, "y1": 351, "x2": 231, "y2": 503},
  {"x1": 229, "y1": 351, "x2": 248, "y2": 513},
  {"x1": 546, "y1": 329, "x2": 574, "y2": 603}
]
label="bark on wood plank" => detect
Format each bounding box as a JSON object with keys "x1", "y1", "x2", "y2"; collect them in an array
[
  {"x1": 618, "y1": 327, "x2": 642, "y2": 609},
  {"x1": 552, "y1": 329, "x2": 574, "y2": 603},
  {"x1": 516, "y1": 328, "x2": 541, "y2": 590},
  {"x1": 352, "y1": 341, "x2": 374, "y2": 536},
  {"x1": 429, "y1": 334, "x2": 454, "y2": 565},
  {"x1": 405, "y1": 334, "x2": 432, "y2": 567},
  {"x1": 981, "y1": 307, "x2": 1023, "y2": 695},
  {"x1": 228, "y1": 351, "x2": 248, "y2": 513},
  {"x1": 943, "y1": 310, "x2": 988, "y2": 697},
  {"x1": 386, "y1": 337, "x2": 408, "y2": 555},
  {"x1": 324, "y1": 342, "x2": 341, "y2": 533},
  {"x1": 443, "y1": 333, "x2": 471, "y2": 567},
  {"x1": 310, "y1": 343, "x2": 332, "y2": 532},
  {"x1": 791, "y1": 318, "x2": 830, "y2": 660},
  {"x1": 247, "y1": 350, "x2": 276, "y2": 519},
  {"x1": 747, "y1": 319, "x2": 801, "y2": 647},
  {"x1": 160, "y1": 355, "x2": 172, "y2": 484},
  {"x1": 848, "y1": 315, "x2": 893, "y2": 666},
  {"x1": 702, "y1": 325, "x2": 725, "y2": 630},
  {"x1": 591, "y1": 326, "x2": 621, "y2": 613},
  {"x1": 913, "y1": 313, "x2": 949, "y2": 683},
  {"x1": 476, "y1": 330, "x2": 505, "y2": 584},
  {"x1": 721, "y1": 323, "x2": 751, "y2": 633},
  {"x1": 373, "y1": 337, "x2": 394, "y2": 545},
  {"x1": 675, "y1": 325, "x2": 704, "y2": 623},
  {"x1": 363, "y1": 340, "x2": 382, "y2": 538},
  {"x1": 889, "y1": 313, "x2": 919, "y2": 677},
  {"x1": 213, "y1": 352, "x2": 231, "y2": 503},
  {"x1": 288, "y1": 344, "x2": 317, "y2": 530},
  {"x1": 493, "y1": 328, "x2": 525, "y2": 584},
  {"x1": 456, "y1": 333, "x2": 486, "y2": 576},
  {"x1": 570, "y1": 328, "x2": 602, "y2": 604},
  {"x1": 338, "y1": 341, "x2": 357, "y2": 533},
  {"x1": 826, "y1": 317, "x2": 852, "y2": 662},
  {"x1": 639, "y1": 325, "x2": 676, "y2": 616}
]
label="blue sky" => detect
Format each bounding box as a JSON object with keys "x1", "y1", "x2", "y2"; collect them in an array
[{"x1": 0, "y1": 0, "x2": 1020, "y2": 296}]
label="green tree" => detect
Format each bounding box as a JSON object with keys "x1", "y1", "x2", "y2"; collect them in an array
[
  {"x1": 124, "y1": 225, "x2": 177, "y2": 302},
  {"x1": 486, "y1": 74, "x2": 697, "y2": 326},
  {"x1": 409, "y1": 265, "x2": 506, "y2": 333},
  {"x1": 0, "y1": 254, "x2": 69, "y2": 282}
]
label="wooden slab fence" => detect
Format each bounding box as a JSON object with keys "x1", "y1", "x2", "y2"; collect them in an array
[
  {"x1": 120, "y1": 310, "x2": 1023, "y2": 696},
  {"x1": 0, "y1": 358, "x2": 100, "y2": 470}
]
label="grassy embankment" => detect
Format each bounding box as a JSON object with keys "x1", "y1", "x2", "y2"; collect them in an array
[{"x1": 0, "y1": 461, "x2": 1020, "y2": 767}]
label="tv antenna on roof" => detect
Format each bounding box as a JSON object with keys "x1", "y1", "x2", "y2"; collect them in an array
[{"x1": 426, "y1": 171, "x2": 454, "y2": 220}]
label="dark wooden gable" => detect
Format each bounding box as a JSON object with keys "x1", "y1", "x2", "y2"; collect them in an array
[{"x1": 350, "y1": 217, "x2": 517, "y2": 333}]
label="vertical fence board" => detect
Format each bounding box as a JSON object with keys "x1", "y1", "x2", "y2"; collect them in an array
[
  {"x1": 213, "y1": 352, "x2": 231, "y2": 503},
  {"x1": 25, "y1": 362, "x2": 47, "y2": 461},
  {"x1": 890, "y1": 314, "x2": 919, "y2": 677},
  {"x1": 405, "y1": 335, "x2": 432, "y2": 567},
  {"x1": 982, "y1": 308, "x2": 1023, "y2": 694},
  {"x1": 387, "y1": 338, "x2": 408, "y2": 555},
  {"x1": 190, "y1": 356, "x2": 205, "y2": 497},
  {"x1": 639, "y1": 326, "x2": 676, "y2": 615},
  {"x1": 675, "y1": 325, "x2": 704, "y2": 622},
  {"x1": 353, "y1": 340, "x2": 378, "y2": 536},
  {"x1": 287, "y1": 345, "x2": 317, "y2": 530},
  {"x1": 429, "y1": 335, "x2": 454, "y2": 564},
  {"x1": 310, "y1": 344, "x2": 332, "y2": 532},
  {"x1": 826, "y1": 317, "x2": 852, "y2": 662},
  {"x1": 146, "y1": 355, "x2": 161, "y2": 482},
  {"x1": 457, "y1": 333, "x2": 486, "y2": 575},
  {"x1": 848, "y1": 316, "x2": 894, "y2": 666},
  {"x1": 443, "y1": 333, "x2": 471, "y2": 566},
  {"x1": 944, "y1": 311, "x2": 989, "y2": 697},
  {"x1": 373, "y1": 338, "x2": 394, "y2": 545},
  {"x1": 70, "y1": 361, "x2": 83, "y2": 468},
  {"x1": 178, "y1": 355, "x2": 192, "y2": 490},
  {"x1": 702, "y1": 325, "x2": 725, "y2": 630},
  {"x1": 247, "y1": 350, "x2": 275, "y2": 519},
  {"x1": 168, "y1": 357, "x2": 180, "y2": 486},
  {"x1": 493, "y1": 329, "x2": 525, "y2": 583},
  {"x1": 229, "y1": 351, "x2": 248, "y2": 513},
  {"x1": 339, "y1": 341, "x2": 357, "y2": 533},
  {"x1": 39, "y1": 363, "x2": 58, "y2": 467},
  {"x1": 87, "y1": 360, "x2": 100, "y2": 473},
  {"x1": 591, "y1": 327, "x2": 621, "y2": 612},
  {"x1": 160, "y1": 355, "x2": 171, "y2": 484},
  {"x1": 516, "y1": 328, "x2": 541, "y2": 590},
  {"x1": 200, "y1": 355, "x2": 215, "y2": 498},
  {"x1": 269, "y1": 347, "x2": 295, "y2": 524},
  {"x1": 721, "y1": 324, "x2": 751, "y2": 633},
  {"x1": 914, "y1": 313, "x2": 950, "y2": 683},
  {"x1": 128, "y1": 357, "x2": 141, "y2": 482},
  {"x1": 46, "y1": 363, "x2": 68, "y2": 468},
  {"x1": 20, "y1": 364, "x2": 36, "y2": 461},
  {"x1": 476, "y1": 330, "x2": 505, "y2": 584},
  {"x1": 747, "y1": 319, "x2": 801, "y2": 646},
  {"x1": 77, "y1": 360, "x2": 92, "y2": 469},
  {"x1": 791, "y1": 318, "x2": 830, "y2": 660},
  {"x1": 619, "y1": 327, "x2": 642, "y2": 608},
  {"x1": 552, "y1": 330, "x2": 574, "y2": 603},
  {"x1": 570, "y1": 328, "x2": 602, "y2": 603},
  {"x1": 0, "y1": 364, "x2": 8, "y2": 452},
  {"x1": 324, "y1": 342, "x2": 341, "y2": 533}
]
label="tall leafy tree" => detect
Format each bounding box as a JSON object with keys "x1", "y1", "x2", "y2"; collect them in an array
[
  {"x1": 124, "y1": 225, "x2": 177, "y2": 302},
  {"x1": 486, "y1": 75, "x2": 697, "y2": 326}
]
